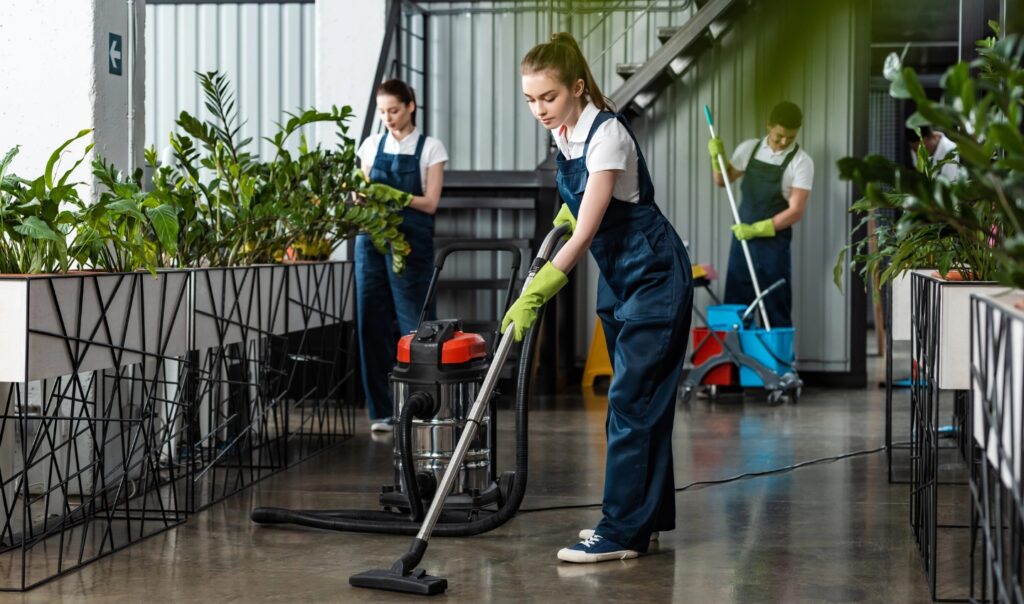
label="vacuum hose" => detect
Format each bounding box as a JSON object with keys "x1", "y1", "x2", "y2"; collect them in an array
[
  {"x1": 399, "y1": 391, "x2": 436, "y2": 522},
  {"x1": 250, "y1": 311, "x2": 542, "y2": 536}
]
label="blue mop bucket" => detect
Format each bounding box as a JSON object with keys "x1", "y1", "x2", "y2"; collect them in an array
[
  {"x1": 706, "y1": 304, "x2": 747, "y2": 330},
  {"x1": 738, "y1": 328, "x2": 795, "y2": 387}
]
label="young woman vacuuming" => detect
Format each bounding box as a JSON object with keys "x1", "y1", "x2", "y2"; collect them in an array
[{"x1": 503, "y1": 33, "x2": 693, "y2": 563}]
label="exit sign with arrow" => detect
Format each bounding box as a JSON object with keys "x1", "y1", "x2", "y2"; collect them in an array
[{"x1": 109, "y1": 33, "x2": 122, "y2": 76}]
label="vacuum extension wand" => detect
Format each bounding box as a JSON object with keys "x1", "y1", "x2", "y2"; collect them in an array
[
  {"x1": 703, "y1": 105, "x2": 772, "y2": 331},
  {"x1": 349, "y1": 224, "x2": 570, "y2": 596}
]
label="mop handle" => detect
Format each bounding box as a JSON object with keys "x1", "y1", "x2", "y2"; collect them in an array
[
  {"x1": 415, "y1": 225, "x2": 569, "y2": 543},
  {"x1": 703, "y1": 105, "x2": 772, "y2": 331}
]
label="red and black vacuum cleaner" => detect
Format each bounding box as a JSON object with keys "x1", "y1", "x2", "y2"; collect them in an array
[{"x1": 251, "y1": 225, "x2": 569, "y2": 595}]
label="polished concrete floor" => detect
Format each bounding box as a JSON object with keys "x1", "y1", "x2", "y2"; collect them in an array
[{"x1": 6, "y1": 353, "x2": 965, "y2": 603}]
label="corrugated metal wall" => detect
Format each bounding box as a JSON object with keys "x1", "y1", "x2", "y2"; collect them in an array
[
  {"x1": 145, "y1": 2, "x2": 316, "y2": 159},
  {"x1": 414, "y1": 0, "x2": 866, "y2": 373},
  {"x1": 413, "y1": 2, "x2": 696, "y2": 170},
  {"x1": 418, "y1": 6, "x2": 559, "y2": 170}
]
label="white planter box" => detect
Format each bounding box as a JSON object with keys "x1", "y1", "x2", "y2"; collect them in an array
[
  {"x1": 971, "y1": 290, "x2": 1024, "y2": 490},
  {"x1": 892, "y1": 269, "x2": 928, "y2": 342},
  {"x1": 191, "y1": 265, "x2": 288, "y2": 351},
  {"x1": 0, "y1": 271, "x2": 190, "y2": 383},
  {"x1": 286, "y1": 261, "x2": 355, "y2": 332},
  {"x1": 912, "y1": 272, "x2": 1005, "y2": 390}
]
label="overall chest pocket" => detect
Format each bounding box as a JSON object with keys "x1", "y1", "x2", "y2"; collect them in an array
[{"x1": 390, "y1": 156, "x2": 420, "y2": 176}]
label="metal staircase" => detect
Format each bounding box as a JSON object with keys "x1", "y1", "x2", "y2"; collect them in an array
[{"x1": 610, "y1": 0, "x2": 749, "y2": 118}]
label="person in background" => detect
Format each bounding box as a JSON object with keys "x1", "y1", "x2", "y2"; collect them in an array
[
  {"x1": 355, "y1": 79, "x2": 448, "y2": 433},
  {"x1": 708, "y1": 101, "x2": 814, "y2": 328},
  {"x1": 907, "y1": 126, "x2": 960, "y2": 180}
]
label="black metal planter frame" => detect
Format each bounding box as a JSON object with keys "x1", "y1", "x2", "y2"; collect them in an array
[
  {"x1": 0, "y1": 262, "x2": 356, "y2": 591},
  {"x1": 969, "y1": 293, "x2": 1024, "y2": 604},
  {"x1": 885, "y1": 274, "x2": 915, "y2": 484},
  {"x1": 911, "y1": 272, "x2": 995, "y2": 602}
]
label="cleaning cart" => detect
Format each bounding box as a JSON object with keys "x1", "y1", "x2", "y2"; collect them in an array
[
  {"x1": 681, "y1": 106, "x2": 803, "y2": 405},
  {"x1": 681, "y1": 279, "x2": 802, "y2": 405}
]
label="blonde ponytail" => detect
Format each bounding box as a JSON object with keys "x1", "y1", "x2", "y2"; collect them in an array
[{"x1": 521, "y1": 32, "x2": 615, "y2": 112}]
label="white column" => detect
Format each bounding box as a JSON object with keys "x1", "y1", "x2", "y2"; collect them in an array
[
  {"x1": 316, "y1": 0, "x2": 387, "y2": 261},
  {"x1": 315, "y1": 0, "x2": 387, "y2": 146},
  {"x1": 0, "y1": 0, "x2": 146, "y2": 198}
]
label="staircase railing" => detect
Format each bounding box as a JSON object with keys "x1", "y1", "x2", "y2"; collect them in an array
[
  {"x1": 611, "y1": 0, "x2": 747, "y2": 116},
  {"x1": 362, "y1": 0, "x2": 430, "y2": 142}
]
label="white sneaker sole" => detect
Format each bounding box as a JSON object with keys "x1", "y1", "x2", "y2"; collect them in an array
[
  {"x1": 369, "y1": 422, "x2": 393, "y2": 433},
  {"x1": 578, "y1": 529, "x2": 659, "y2": 542},
  {"x1": 557, "y1": 547, "x2": 639, "y2": 563}
]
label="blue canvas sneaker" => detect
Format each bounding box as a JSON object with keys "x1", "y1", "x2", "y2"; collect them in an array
[{"x1": 557, "y1": 534, "x2": 639, "y2": 563}]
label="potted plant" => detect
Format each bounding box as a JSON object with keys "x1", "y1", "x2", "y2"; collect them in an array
[
  {"x1": 141, "y1": 72, "x2": 414, "y2": 508},
  {"x1": 0, "y1": 132, "x2": 191, "y2": 381},
  {"x1": 836, "y1": 26, "x2": 1019, "y2": 389},
  {"x1": 0, "y1": 132, "x2": 193, "y2": 561},
  {"x1": 151, "y1": 72, "x2": 412, "y2": 348}
]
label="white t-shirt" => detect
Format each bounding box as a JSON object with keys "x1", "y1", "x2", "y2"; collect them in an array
[
  {"x1": 919, "y1": 133, "x2": 961, "y2": 181},
  {"x1": 357, "y1": 128, "x2": 448, "y2": 191},
  {"x1": 731, "y1": 137, "x2": 814, "y2": 199},
  {"x1": 551, "y1": 102, "x2": 641, "y2": 203}
]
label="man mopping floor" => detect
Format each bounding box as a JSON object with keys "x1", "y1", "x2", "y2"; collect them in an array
[{"x1": 708, "y1": 101, "x2": 814, "y2": 328}]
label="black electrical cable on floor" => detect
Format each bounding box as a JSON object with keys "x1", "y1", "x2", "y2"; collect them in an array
[{"x1": 517, "y1": 444, "x2": 888, "y2": 514}]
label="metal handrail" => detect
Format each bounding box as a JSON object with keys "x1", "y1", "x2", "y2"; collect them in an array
[
  {"x1": 589, "y1": 0, "x2": 693, "y2": 65},
  {"x1": 610, "y1": 0, "x2": 742, "y2": 111},
  {"x1": 362, "y1": 0, "x2": 404, "y2": 143}
]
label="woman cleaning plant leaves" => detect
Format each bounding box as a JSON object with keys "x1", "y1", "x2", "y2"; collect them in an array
[{"x1": 355, "y1": 79, "x2": 449, "y2": 434}]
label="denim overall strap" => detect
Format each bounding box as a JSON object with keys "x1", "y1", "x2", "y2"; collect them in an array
[{"x1": 737, "y1": 139, "x2": 799, "y2": 226}]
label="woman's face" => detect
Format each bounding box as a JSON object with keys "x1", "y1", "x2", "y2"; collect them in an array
[
  {"x1": 377, "y1": 94, "x2": 414, "y2": 134},
  {"x1": 522, "y1": 70, "x2": 584, "y2": 130}
]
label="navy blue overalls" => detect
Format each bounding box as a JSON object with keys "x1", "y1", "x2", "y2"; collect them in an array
[
  {"x1": 557, "y1": 111, "x2": 693, "y2": 551},
  {"x1": 355, "y1": 133, "x2": 436, "y2": 420},
  {"x1": 723, "y1": 139, "x2": 798, "y2": 327}
]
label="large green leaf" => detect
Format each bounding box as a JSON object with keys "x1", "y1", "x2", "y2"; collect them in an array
[
  {"x1": 145, "y1": 203, "x2": 180, "y2": 254},
  {"x1": 43, "y1": 129, "x2": 91, "y2": 190},
  {"x1": 14, "y1": 216, "x2": 62, "y2": 242}
]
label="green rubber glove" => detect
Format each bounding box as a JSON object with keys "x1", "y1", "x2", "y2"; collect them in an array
[
  {"x1": 731, "y1": 219, "x2": 776, "y2": 240},
  {"x1": 553, "y1": 203, "x2": 576, "y2": 236},
  {"x1": 501, "y1": 262, "x2": 568, "y2": 342},
  {"x1": 708, "y1": 137, "x2": 727, "y2": 172}
]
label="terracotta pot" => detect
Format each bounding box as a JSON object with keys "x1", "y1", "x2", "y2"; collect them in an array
[{"x1": 931, "y1": 269, "x2": 979, "y2": 281}]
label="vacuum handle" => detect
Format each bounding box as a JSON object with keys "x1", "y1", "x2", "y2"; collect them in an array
[
  {"x1": 418, "y1": 241, "x2": 524, "y2": 328},
  {"x1": 433, "y1": 241, "x2": 523, "y2": 271}
]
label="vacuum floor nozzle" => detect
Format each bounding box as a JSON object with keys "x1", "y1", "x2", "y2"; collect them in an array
[{"x1": 349, "y1": 568, "x2": 448, "y2": 596}]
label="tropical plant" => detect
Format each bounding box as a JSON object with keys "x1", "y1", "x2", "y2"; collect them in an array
[
  {"x1": 836, "y1": 23, "x2": 1023, "y2": 290},
  {"x1": 155, "y1": 71, "x2": 412, "y2": 271},
  {"x1": 0, "y1": 71, "x2": 410, "y2": 276},
  {"x1": 0, "y1": 130, "x2": 94, "y2": 274},
  {"x1": 88, "y1": 157, "x2": 180, "y2": 272}
]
